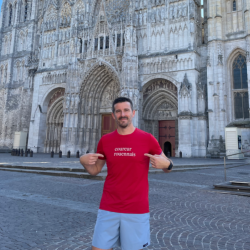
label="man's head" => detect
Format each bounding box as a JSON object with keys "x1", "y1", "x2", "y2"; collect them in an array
[{"x1": 112, "y1": 97, "x2": 135, "y2": 129}]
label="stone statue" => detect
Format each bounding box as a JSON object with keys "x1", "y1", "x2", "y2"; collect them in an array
[
  {"x1": 139, "y1": 12, "x2": 142, "y2": 26},
  {"x1": 151, "y1": 11, "x2": 156, "y2": 22},
  {"x1": 66, "y1": 94, "x2": 70, "y2": 108},
  {"x1": 74, "y1": 95, "x2": 79, "y2": 110},
  {"x1": 182, "y1": 4, "x2": 187, "y2": 17},
  {"x1": 132, "y1": 29, "x2": 136, "y2": 44},
  {"x1": 125, "y1": 27, "x2": 131, "y2": 43},
  {"x1": 161, "y1": 8, "x2": 165, "y2": 21},
  {"x1": 143, "y1": 12, "x2": 147, "y2": 24},
  {"x1": 70, "y1": 94, "x2": 75, "y2": 109}
]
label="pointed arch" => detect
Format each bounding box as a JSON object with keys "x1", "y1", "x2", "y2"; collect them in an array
[
  {"x1": 75, "y1": 0, "x2": 85, "y2": 15},
  {"x1": 226, "y1": 48, "x2": 249, "y2": 122},
  {"x1": 60, "y1": 1, "x2": 71, "y2": 18},
  {"x1": 45, "y1": 4, "x2": 57, "y2": 21}
]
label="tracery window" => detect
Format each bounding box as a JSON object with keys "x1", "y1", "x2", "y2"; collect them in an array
[
  {"x1": 106, "y1": 36, "x2": 109, "y2": 49},
  {"x1": 79, "y1": 38, "x2": 82, "y2": 53},
  {"x1": 100, "y1": 37, "x2": 104, "y2": 50},
  {"x1": 24, "y1": 0, "x2": 28, "y2": 21},
  {"x1": 233, "y1": 0, "x2": 236, "y2": 11},
  {"x1": 117, "y1": 34, "x2": 121, "y2": 47},
  {"x1": 94, "y1": 38, "x2": 98, "y2": 51},
  {"x1": 84, "y1": 40, "x2": 88, "y2": 52},
  {"x1": 9, "y1": 4, "x2": 12, "y2": 26},
  {"x1": 232, "y1": 54, "x2": 249, "y2": 119}
]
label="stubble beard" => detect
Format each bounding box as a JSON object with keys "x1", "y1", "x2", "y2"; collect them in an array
[{"x1": 116, "y1": 117, "x2": 131, "y2": 129}]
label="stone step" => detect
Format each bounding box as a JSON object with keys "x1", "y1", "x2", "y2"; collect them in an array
[
  {"x1": 0, "y1": 167, "x2": 106, "y2": 180},
  {"x1": 214, "y1": 182, "x2": 250, "y2": 193},
  {"x1": 0, "y1": 166, "x2": 210, "y2": 179},
  {"x1": 0, "y1": 164, "x2": 87, "y2": 172},
  {"x1": 230, "y1": 180, "x2": 250, "y2": 187}
]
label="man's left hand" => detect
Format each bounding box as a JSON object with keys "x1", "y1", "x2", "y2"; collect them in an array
[{"x1": 144, "y1": 153, "x2": 170, "y2": 169}]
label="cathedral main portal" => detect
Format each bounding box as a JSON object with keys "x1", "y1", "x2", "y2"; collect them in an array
[{"x1": 142, "y1": 78, "x2": 178, "y2": 157}]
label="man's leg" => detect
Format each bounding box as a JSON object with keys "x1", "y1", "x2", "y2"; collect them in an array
[
  {"x1": 120, "y1": 213, "x2": 150, "y2": 250},
  {"x1": 92, "y1": 210, "x2": 120, "y2": 249}
]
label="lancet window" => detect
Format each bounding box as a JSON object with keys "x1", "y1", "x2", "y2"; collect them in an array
[
  {"x1": 24, "y1": 0, "x2": 28, "y2": 21},
  {"x1": 9, "y1": 4, "x2": 12, "y2": 26},
  {"x1": 105, "y1": 36, "x2": 109, "y2": 49},
  {"x1": 233, "y1": 0, "x2": 236, "y2": 11},
  {"x1": 79, "y1": 38, "x2": 82, "y2": 53},
  {"x1": 232, "y1": 54, "x2": 249, "y2": 119}
]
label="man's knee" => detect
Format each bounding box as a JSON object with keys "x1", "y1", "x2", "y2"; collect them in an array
[{"x1": 92, "y1": 246, "x2": 112, "y2": 250}]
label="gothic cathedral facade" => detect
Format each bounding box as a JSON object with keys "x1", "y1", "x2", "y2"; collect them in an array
[{"x1": 0, "y1": 0, "x2": 249, "y2": 157}]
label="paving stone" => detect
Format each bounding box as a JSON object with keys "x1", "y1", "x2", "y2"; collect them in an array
[{"x1": 0, "y1": 163, "x2": 250, "y2": 249}]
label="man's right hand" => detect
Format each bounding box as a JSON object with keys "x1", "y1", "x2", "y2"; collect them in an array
[
  {"x1": 80, "y1": 153, "x2": 105, "y2": 176},
  {"x1": 84, "y1": 153, "x2": 105, "y2": 165}
]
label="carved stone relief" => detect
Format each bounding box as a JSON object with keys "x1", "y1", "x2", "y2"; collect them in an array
[{"x1": 143, "y1": 79, "x2": 178, "y2": 99}]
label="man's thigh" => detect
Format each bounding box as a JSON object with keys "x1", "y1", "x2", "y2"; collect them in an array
[
  {"x1": 92, "y1": 210, "x2": 120, "y2": 249},
  {"x1": 120, "y1": 213, "x2": 150, "y2": 250}
]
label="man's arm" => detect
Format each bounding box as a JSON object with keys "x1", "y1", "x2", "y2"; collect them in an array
[
  {"x1": 80, "y1": 153, "x2": 106, "y2": 176},
  {"x1": 144, "y1": 152, "x2": 173, "y2": 173}
]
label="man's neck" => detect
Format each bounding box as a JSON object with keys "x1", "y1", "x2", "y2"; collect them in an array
[{"x1": 117, "y1": 124, "x2": 136, "y2": 135}]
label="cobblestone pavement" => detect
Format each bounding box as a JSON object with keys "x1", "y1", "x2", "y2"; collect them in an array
[{"x1": 0, "y1": 162, "x2": 250, "y2": 250}]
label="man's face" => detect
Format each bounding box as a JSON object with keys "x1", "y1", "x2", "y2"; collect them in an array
[{"x1": 112, "y1": 102, "x2": 135, "y2": 129}]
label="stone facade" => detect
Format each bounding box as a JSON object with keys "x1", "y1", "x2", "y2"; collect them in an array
[{"x1": 0, "y1": 0, "x2": 249, "y2": 157}]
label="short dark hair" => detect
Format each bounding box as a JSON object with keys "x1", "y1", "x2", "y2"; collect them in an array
[{"x1": 112, "y1": 97, "x2": 133, "y2": 113}]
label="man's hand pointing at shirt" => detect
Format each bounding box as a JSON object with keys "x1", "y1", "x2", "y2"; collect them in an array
[
  {"x1": 144, "y1": 153, "x2": 173, "y2": 173},
  {"x1": 80, "y1": 153, "x2": 106, "y2": 176}
]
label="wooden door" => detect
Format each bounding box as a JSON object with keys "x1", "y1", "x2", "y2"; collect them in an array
[
  {"x1": 159, "y1": 120, "x2": 175, "y2": 157},
  {"x1": 101, "y1": 114, "x2": 117, "y2": 136}
]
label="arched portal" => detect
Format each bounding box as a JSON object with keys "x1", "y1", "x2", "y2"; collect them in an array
[
  {"x1": 142, "y1": 78, "x2": 178, "y2": 157},
  {"x1": 78, "y1": 62, "x2": 120, "y2": 153},
  {"x1": 44, "y1": 88, "x2": 65, "y2": 153}
]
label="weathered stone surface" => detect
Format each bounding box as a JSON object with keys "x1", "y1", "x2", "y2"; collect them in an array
[{"x1": 0, "y1": 0, "x2": 249, "y2": 157}]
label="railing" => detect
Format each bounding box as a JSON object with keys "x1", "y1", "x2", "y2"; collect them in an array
[{"x1": 223, "y1": 150, "x2": 250, "y2": 181}]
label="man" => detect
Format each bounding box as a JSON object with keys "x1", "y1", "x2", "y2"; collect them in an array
[{"x1": 80, "y1": 97, "x2": 173, "y2": 250}]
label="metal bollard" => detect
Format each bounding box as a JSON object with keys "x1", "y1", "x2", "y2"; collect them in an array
[
  {"x1": 59, "y1": 150, "x2": 62, "y2": 158},
  {"x1": 179, "y1": 151, "x2": 182, "y2": 158},
  {"x1": 21, "y1": 149, "x2": 24, "y2": 157},
  {"x1": 11, "y1": 149, "x2": 14, "y2": 156},
  {"x1": 30, "y1": 150, "x2": 33, "y2": 157},
  {"x1": 167, "y1": 151, "x2": 171, "y2": 158},
  {"x1": 27, "y1": 149, "x2": 30, "y2": 154},
  {"x1": 25, "y1": 150, "x2": 28, "y2": 157},
  {"x1": 51, "y1": 150, "x2": 54, "y2": 158},
  {"x1": 18, "y1": 149, "x2": 20, "y2": 156},
  {"x1": 67, "y1": 150, "x2": 71, "y2": 158},
  {"x1": 76, "y1": 150, "x2": 79, "y2": 158}
]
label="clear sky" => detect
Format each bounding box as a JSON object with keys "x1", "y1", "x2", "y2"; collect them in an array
[{"x1": 0, "y1": 0, "x2": 2, "y2": 13}]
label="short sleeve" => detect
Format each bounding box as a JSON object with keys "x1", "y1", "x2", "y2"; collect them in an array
[
  {"x1": 96, "y1": 137, "x2": 106, "y2": 160},
  {"x1": 149, "y1": 134, "x2": 162, "y2": 155}
]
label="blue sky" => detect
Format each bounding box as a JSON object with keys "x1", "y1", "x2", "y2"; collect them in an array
[{"x1": 0, "y1": 0, "x2": 2, "y2": 13}]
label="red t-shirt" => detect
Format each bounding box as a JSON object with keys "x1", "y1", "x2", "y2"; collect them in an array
[{"x1": 96, "y1": 128, "x2": 162, "y2": 214}]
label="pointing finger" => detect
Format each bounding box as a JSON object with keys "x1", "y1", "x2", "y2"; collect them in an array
[
  {"x1": 93, "y1": 153, "x2": 105, "y2": 158},
  {"x1": 144, "y1": 153, "x2": 155, "y2": 158}
]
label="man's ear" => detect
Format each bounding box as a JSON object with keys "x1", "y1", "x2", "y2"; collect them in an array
[
  {"x1": 132, "y1": 110, "x2": 136, "y2": 117},
  {"x1": 111, "y1": 112, "x2": 115, "y2": 120}
]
